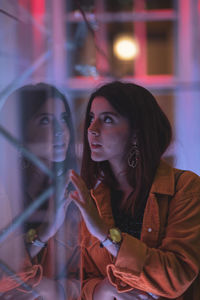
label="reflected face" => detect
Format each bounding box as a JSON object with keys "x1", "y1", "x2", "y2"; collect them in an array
[
  {"x1": 87, "y1": 96, "x2": 130, "y2": 167},
  {"x1": 26, "y1": 98, "x2": 70, "y2": 162}
]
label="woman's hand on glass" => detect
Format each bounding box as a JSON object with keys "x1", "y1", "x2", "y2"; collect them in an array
[{"x1": 69, "y1": 170, "x2": 108, "y2": 242}]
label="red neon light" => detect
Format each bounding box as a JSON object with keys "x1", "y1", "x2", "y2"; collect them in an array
[{"x1": 31, "y1": 0, "x2": 45, "y2": 16}]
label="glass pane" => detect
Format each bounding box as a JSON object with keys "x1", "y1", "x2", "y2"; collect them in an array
[
  {"x1": 0, "y1": 3, "x2": 81, "y2": 298},
  {"x1": 66, "y1": 23, "x2": 96, "y2": 77},
  {"x1": 147, "y1": 21, "x2": 174, "y2": 75}
]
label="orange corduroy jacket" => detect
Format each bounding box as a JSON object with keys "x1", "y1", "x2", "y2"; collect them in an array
[{"x1": 80, "y1": 160, "x2": 200, "y2": 300}]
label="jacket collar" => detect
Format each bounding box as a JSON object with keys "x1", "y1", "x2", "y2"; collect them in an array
[
  {"x1": 92, "y1": 160, "x2": 175, "y2": 199},
  {"x1": 150, "y1": 160, "x2": 175, "y2": 196}
]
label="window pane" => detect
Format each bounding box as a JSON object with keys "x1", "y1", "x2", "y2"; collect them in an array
[
  {"x1": 154, "y1": 92, "x2": 175, "y2": 165},
  {"x1": 105, "y1": 0, "x2": 174, "y2": 12},
  {"x1": 147, "y1": 21, "x2": 174, "y2": 75},
  {"x1": 145, "y1": 0, "x2": 174, "y2": 10},
  {"x1": 105, "y1": 0, "x2": 133, "y2": 12},
  {"x1": 66, "y1": 0, "x2": 95, "y2": 12}
]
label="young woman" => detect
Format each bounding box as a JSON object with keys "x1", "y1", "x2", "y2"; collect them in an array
[
  {"x1": 0, "y1": 83, "x2": 80, "y2": 299},
  {"x1": 69, "y1": 81, "x2": 200, "y2": 300}
]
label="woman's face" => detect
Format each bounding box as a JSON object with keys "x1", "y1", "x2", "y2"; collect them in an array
[
  {"x1": 26, "y1": 97, "x2": 70, "y2": 162},
  {"x1": 87, "y1": 96, "x2": 131, "y2": 168}
]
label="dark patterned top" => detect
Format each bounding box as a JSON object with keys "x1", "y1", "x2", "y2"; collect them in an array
[{"x1": 111, "y1": 189, "x2": 147, "y2": 239}]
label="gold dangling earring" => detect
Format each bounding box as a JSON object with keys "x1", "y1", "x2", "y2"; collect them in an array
[{"x1": 128, "y1": 135, "x2": 140, "y2": 168}]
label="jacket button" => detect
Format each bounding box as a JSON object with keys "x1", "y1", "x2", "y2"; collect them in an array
[{"x1": 148, "y1": 228, "x2": 152, "y2": 232}]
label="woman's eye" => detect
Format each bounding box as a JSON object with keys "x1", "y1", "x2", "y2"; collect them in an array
[
  {"x1": 39, "y1": 116, "x2": 50, "y2": 125},
  {"x1": 89, "y1": 115, "x2": 94, "y2": 124},
  {"x1": 61, "y1": 115, "x2": 68, "y2": 123},
  {"x1": 104, "y1": 116, "x2": 113, "y2": 123}
]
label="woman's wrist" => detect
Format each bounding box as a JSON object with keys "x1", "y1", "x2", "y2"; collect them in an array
[
  {"x1": 37, "y1": 223, "x2": 53, "y2": 243},
  {"x1": 26, "y1": 228, "x2": 47, "y2": 247},
  {"x1": 96, "y1": 224, "x2": 109, "y2": 242},
  {"x1": 25, "y1": 228, "x2": 48, "y2": 259}
]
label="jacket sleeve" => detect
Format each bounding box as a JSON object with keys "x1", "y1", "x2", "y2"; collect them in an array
[
  {"x1": 0, "y1": 251, "x2": 43, "y2": 293},
  {"x1": 80, "y1": 244, "x2": 104, "y2": 300},
  {"x1": 80, "y1": 215, "x2": 107, "y2": 300},
  {"x1": 107, "y1": 172, "x2": 200, "y2": 298}
]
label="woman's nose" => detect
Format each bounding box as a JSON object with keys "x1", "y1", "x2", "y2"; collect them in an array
[
  {"x1": 88, "y1": 120, "x2": 100, "y2": 136},
  {"x1": 55, "y1": 130, "x2": 63, "y2": 137},
  {"x1": 54, "y1": 120, "x2": 64, "y2": 136}
]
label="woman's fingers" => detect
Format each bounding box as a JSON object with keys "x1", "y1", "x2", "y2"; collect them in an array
[
  {"x1": 68, "y1": 170, "x2": 108, "y2": 241},
  {"x1": 69, "y1": 170, "x2": 90, "y2": 203},
  {"x1": 70, "y1": 170, "x2": 85, "y2": 191},
  {"x1": 69, "y1": 190, "x2": 79, "y2": 203},
  {"x1": 69, "y1": 190, "x2": 85, "y2": 210}
]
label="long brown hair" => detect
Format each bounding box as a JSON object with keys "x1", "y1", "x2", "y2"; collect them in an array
[{"x1": 81, "y1": 81, "x2": 172, "y2": 215}]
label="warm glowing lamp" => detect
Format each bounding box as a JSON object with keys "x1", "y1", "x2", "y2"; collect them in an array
[{"x1": 113, "y1": 35, "x2": 139, "y2": 60}]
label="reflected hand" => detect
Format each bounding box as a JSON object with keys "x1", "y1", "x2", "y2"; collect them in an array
[
  {"x1": 28, "y1": 175, "x2": 72, "y2": 258},
  {"x1": 38, "y1": 175, "x2": 72, "y2": 242},
  {"x1": 69, "y1": 170, "x2": 108, "y2": 241}
]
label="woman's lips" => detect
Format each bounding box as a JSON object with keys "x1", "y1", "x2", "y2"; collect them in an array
[
  {"x1": 90, "y1": 143, "x2": 102, "y2": 150},
  {"x1": 53, "y1": 143, "x2": 66, "y2": 150}
]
